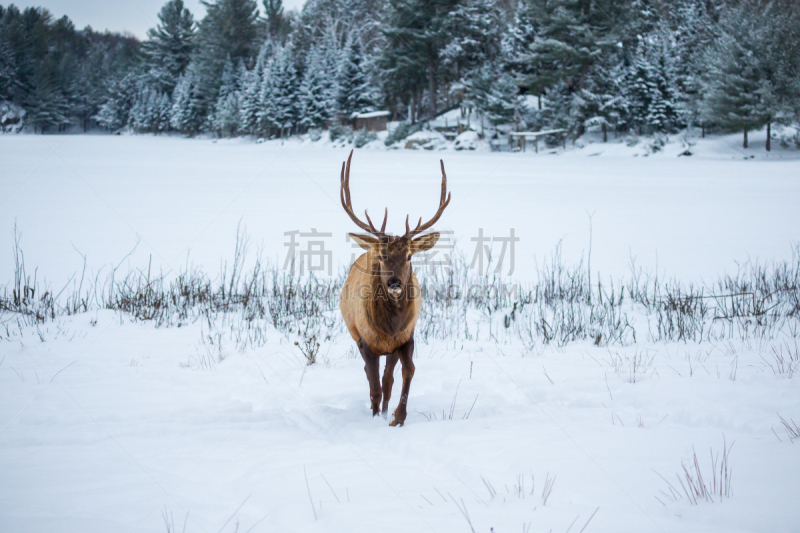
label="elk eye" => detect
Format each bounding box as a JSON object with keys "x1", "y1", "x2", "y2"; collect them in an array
[{"x1": 407, "y1": 255, "x2": 412, "y2": 261}]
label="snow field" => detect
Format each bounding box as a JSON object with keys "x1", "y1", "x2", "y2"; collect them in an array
[
  {"x1": 1, "y1": 131, "x2": 800, "y2": 532},
  {"x1": 2, "y1": 311, "x2": 799, "y2": 532}
]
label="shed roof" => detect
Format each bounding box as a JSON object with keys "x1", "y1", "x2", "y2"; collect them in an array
[{"x1": 354, "y1": 110, "x2": 390, "y2": 119}]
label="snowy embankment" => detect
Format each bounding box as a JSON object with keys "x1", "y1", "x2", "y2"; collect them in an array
[{"x1": 1, "y1": 132, "x2": 799, "y2": 533}]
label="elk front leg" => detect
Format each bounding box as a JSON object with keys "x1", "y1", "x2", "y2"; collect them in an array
[
  {"x1": 381, "y1": 353, "x2": 399, "y2": 417},
  {"x1": 359, "y1": 339, "x2": 381, "y2": 416},
  {"x1": 390, "y1": 336, "x2": 415, "y2": 427}
]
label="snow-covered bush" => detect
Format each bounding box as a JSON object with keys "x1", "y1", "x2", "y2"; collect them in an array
[
  {"x1": 354, "y1": 127, "x2": 376, "y2": 148},
  {"x1": 454, "y1": 130, "x2": 479, "y2": 150},
  {"x1": 329, "y1": 122, "x2": 352, "y2": 142},
  {"x1": 0, "y1": 101, "x2": 25, "y2": 133},
  {"x1": 384, "y1": 121, "x2": 418, "y2": 146},
  {"x1": 404, "y1": 130, "x2": 447, "y2": 150}
]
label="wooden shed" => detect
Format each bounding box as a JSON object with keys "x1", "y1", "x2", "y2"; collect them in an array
[{"x1": 353, "y1": 110, "x2": 390, "y2": 132}]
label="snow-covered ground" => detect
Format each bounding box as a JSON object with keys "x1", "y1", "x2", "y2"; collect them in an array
[
  {"x1": 1, "y1": 128, "x2": 799, "y2": 286},
  {"x1": 1, "y1": 131, "x2": 799, "y2": 533}
]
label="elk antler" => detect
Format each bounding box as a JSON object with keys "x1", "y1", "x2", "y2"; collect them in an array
[
  {"x1": 340, "y1": 149, "x2": 387, "y2": 237},
  {"x1": 405, "y1": 159, "x2": 451, "y2": 239}
]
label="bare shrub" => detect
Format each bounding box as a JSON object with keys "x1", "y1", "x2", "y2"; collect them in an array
[
  {"x1": 777, "y1": 414, "x2": 800, "y2": 442},
  {"x1": 479, "y1": 472, "x2": 555, "y2": 505},
  {"x1": 417, "y1": 380, "x2": 478, "y2": 421},
  {"x1": 2, "y1": 224, "x2": 799, "y2": 350},
  {"x1": 655, "y1": 437, "x2": 734, "y2": 505},
  {"x1": 295, "y1": 333, "x2": 320, "y2": 366},
  {"x1": 606, "y1": 348, "x2": 656, "y2": 383},
  {"x1": 761, "y1": 338, "x2": 800, "y2": 378}
]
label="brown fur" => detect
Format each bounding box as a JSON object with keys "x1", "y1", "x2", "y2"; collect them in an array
[{"x1": 340, "y1": 247, "x2": 421, "y2": 355}]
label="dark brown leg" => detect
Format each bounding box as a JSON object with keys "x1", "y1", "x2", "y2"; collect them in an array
[
  {"x1": 381, "y1": 353, "x2": 399, "y2": 416},
  {"x1": 358, "y1": 339, "x2": 381, "y2": 416},
  {"x1": 390, "y1": 336, "x2": 415, "y2": 427}
]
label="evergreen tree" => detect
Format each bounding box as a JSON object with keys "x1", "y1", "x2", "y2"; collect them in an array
[
  {"x1": 577, "y1": 56, "x2": 627, "y2": 140},
  {"x1": 262, "y1": 0, "x2": 290, "y2": 42},
  {"x1": 0, "y1": 26, "x2": 18, "y2": 102},
  {"x1": 211, "y1": 58, "x2": 242, "y2": 136},
  {"x1": 442, "y1": 0, "x2": 503, "y2": 83},
  {"x1": 382, "y1": 0, "x2": 458, "y2": 119},
  {"x1": 336, "y1": 36, "x2": 376, "y2": 120},
  {"x1": 502, "y1": 1, "x2": 538, "y2": 97},
  {"x1": 752, "y1": 2, "x2": 800, "y2": 151},
  {"x1": 702, "y1": 2, "x2": 768, "y2": 148},
  {"x1": 521, "y1": 0, "x2": 598, "y2": 97},
  {"x1": 240, "y1": 40, "x2": 274, "y2": 135},
  {"x1": 143, "y1": 0, "x2": 196, "y2": 94},
  {"x1": 624, "y1": 32, "x2": 683, "y2": 134},
  {"x1": 270, "y1": 47, "x2": 300, "y2": 135},
  {"x1": 299, "y1": 46, "x2": 335, "y2": 130},
  {"x1": 256, "y1": 53, "x2": 279, "y2": 135},
  {"x1": 483, "y1": 69, "x2": 522, "y2": 128},
  {"x1": 192, "y1": 0, "x2": 260, "y2": 128},
  {"x1": 170, "y1": 66, "x2": 205, "y2": 134},
  {"x1": 95, "y1": 72, "x2": 139, "y2": 132}
]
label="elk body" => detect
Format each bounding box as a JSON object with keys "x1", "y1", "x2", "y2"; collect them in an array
[{"x1": 339, "y1": 150, "x2": 451, "y2": 426}]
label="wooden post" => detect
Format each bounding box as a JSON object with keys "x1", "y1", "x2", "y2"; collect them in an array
[
  {"x1": 562, "y1": 132, "x2": 566, "y2": 149},
  {"x1": 522, "y1": 136, "x2": 526, "y2": 152},
  {"x1": 767, "y1": 122, "x2": 771, "y2": 152},
  {"x1": 534, "y1": 136, "x2": 538, "y2": 153}
]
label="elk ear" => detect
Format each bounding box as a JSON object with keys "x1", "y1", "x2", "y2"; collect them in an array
[
  {"x1": 410, "y1": 232, "x2": 440, "y2": 254},
  {"x1": 349, "y1": 233, "x2": 380, "y2": 251}
]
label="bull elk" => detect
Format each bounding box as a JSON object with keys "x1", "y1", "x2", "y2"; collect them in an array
[{"x1": 339, "y1": 150, "x2": 451, "y2": 426}]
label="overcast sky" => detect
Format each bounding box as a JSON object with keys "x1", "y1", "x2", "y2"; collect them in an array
[{"x1": 8, "y1": 0, "x2": 307, "y2": 39}]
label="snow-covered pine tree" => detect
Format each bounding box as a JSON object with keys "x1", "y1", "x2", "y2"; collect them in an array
[
  {"x1": 95, "y1": 72, "x2": 139, "y2": 132},
  {"x1": 701, "y1": 1, "x2": 768, "y2": 148},
  {"x1": 299, "y1": 46, "x2": 335, "y2": 130},
  {"x1": 239, "y1": 40, "x2": 275, "y2": 135},
  {"x1": 751, "y1": 2, "x2": 800, "y2": 151},
  {"x1": 623, "y1": 32, "x2": 682, "y2": 134},
  {"x1": 667, "y1": 0, "x2": 718, "y2": 131},
  {"x1": 142, "y1": 0, "x2": 196, "y2": 94},
  {"x1": 442, "y1": 0, "x2": 503, "y2": 85},
  {"x1": 211, "y1": 58, "x2": 242, "y2": 136},
  {"x1": 0, "y1": 31, "x2": 18, "y2": 103},
  {"x1": 192, "y1": 0, "x2": 260, "y2": 131},
  {"x1": 502, "y1": 1, "x2": 538, "y2": 104},
  {"x1": 170, "y1": 66, "x2": 205, "y2": 134},
  {"x1": 484, "y1": 69, "x2": 522, "y2": 128},
  {"x1": 578, "y1": 56, "x2": 627, "y2": 141},
  {"x1": 336, "y1": 36, "x2": 377, "y2": 121},
  {"x1": 155, "y1": 91, "x2": 172, "y2": 132},
  {"x1": 270, "y1": 47, "x2": 300, "y2": 136},
  {"x1": 522, "y1": 0, "x2": 598, "y2": 97},
  {"x1": 256, "y1": 52, "x2": 280, "y2": 136},
  {"x1": 129, "y1": 85, "x2": 154, "y2": 132}
]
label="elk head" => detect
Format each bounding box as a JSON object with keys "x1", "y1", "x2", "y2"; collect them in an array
[{"x1": 340, "y1": 150, "x2": 451, "y2": 299}]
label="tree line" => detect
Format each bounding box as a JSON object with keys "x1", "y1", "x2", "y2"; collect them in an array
[{"x1": 1, "y1": 0, "x2": 799, "y2": 148}]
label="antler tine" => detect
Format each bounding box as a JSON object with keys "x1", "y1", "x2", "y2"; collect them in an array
[
  {"x1": 339, "y1": 149, "x2": 386, "y2": 237},
  {"x1": 405, "y1": 159, "x2": 452, "y2": 238},
  {"x1": 363, "y1": 207, "x2": 387, "y2": 235}
]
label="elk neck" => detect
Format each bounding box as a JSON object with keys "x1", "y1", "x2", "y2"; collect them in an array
[{"x1": 365, "y1": 252, "x2": 415, "y2": 336}]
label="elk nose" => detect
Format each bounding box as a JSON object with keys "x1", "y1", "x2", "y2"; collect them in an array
[{"x1": 387, "y1": 277, "x2": 402, "y2": 290}]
